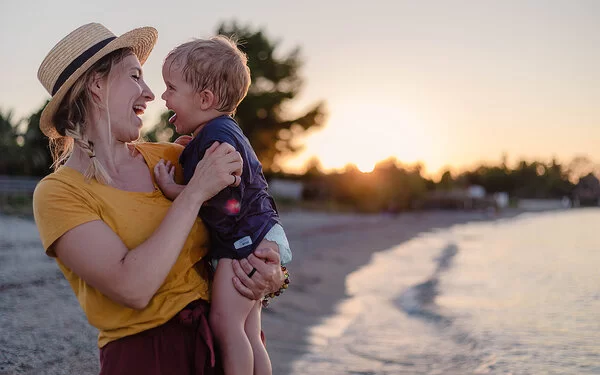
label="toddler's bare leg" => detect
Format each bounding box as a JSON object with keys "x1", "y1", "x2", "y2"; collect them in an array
[
  {"x1": 246, "y1": 238, "x2": 279, "y2": 374},
  {"x1": 210, "y1": 259, "x2": 256, "y2": 375},
  {"x1": 245, "y1": 301, "x2": 271, "y2": 375}
]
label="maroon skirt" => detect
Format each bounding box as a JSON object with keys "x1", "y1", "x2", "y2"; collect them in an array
[{"x1": 99, "y1": 300, "x2": 224, "y2": 375}]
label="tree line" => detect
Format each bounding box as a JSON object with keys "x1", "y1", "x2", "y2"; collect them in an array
[{"x1": 286, "y1": 155, "x2": 596, "y2": 213}]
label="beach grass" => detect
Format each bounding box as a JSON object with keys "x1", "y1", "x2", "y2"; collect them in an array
[{"x1": 0, "y1": 194, "x2": 33, "y2": 217}]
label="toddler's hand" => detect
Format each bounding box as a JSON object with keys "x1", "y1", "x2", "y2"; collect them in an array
[{"x1": 154, "y1": 159, "x2": 176, "y2": 191}]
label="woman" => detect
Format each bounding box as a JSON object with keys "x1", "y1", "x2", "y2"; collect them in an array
[{"x1": 33, "y1": 23, "x2": 285, "y2": 374}]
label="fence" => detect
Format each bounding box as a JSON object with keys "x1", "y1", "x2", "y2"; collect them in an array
[{"x1": 0, "y1": 175, "x2": 40, "y2": 215}]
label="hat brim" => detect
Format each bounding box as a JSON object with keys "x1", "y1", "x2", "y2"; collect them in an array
[{"x1": 40, "y1": 27, "x2": 158, "y2": 139}]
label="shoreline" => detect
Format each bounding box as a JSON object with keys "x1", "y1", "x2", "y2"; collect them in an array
[
  {"x1": 264, "y1": 208, "x2": 530, "y2": 374},
  {"x1": 0, "y1": 208, "x2": 535, "y2": 374}
]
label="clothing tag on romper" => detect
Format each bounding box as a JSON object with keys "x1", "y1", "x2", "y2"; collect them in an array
[{"x1": 234, "y1": 236, "x2": 252, "y2": 249}]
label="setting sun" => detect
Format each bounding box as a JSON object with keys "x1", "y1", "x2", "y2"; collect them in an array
[{"x1": 283, "y1": 101, "x2": 439, "y2": 174}]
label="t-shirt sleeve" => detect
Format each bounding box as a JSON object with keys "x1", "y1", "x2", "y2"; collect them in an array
[
  {"x1": 33, "y1": 178, "x2": 101, "y2": 257},
  {"x1": 192, "y1": 122, "x2": 255, "y2": 184},
  {"x1": 195, "y1": 125, "x2": 239, "y2": 156}
]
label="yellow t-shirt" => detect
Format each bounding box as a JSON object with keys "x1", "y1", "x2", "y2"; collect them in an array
[{"x1": 32, "y1": 142, "x2": 211, "y2": 348}]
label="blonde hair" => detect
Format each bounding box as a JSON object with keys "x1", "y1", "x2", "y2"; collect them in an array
[
  {"x1": 165, "y1": 36, "x2": 251, "y2": 113},
  {"x1": 50, "y1": 48, "x2": 133, "y2": 184}
]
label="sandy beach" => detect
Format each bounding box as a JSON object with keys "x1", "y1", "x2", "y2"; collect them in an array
[{"x1": 0, "y1": 209, "x2": 523, "y2": 375}]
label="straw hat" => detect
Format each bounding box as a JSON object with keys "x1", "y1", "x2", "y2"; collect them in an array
[{"x1": 37, "y1": 23, "x2": 158, "y2": 139}]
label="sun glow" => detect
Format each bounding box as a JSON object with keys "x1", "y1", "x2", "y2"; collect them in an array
[{"x1": 283, "y1": 102, "x2": 439, "y2": 174}]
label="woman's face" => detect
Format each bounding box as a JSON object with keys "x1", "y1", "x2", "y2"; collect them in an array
[{"x1": 104, "y1": 54, "x2": 155, "y2": 142}]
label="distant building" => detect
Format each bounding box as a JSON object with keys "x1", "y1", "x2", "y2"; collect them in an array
[
  {"x1": 467, "y1": 185, "x2": 486, "y2": 199},
  {"x1": 494, "y1": 192, "x2": 510, "y2": 209},
  {"x1": 419, "y1": 185, "x2": 497, "y2": 210},
  {"x1": 268, "y1": 178, "x2": 304, "y2": 201},
  {"x1": 572, "y1": 173, "x2": 600, "y2": 207}
]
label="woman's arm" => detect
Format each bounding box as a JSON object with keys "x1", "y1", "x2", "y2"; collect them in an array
[{"x1": 52, "y1": 142, "x2": 242, "y2": 310}]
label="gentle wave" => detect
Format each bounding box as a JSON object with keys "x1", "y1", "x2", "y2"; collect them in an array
[{"x1": 292, "y1": 209, "x2": 600, "y2": 374}]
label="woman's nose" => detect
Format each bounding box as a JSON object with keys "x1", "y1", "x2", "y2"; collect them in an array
[{"x1": 142, "y1": 81, "x2": 155, "y2": 101}]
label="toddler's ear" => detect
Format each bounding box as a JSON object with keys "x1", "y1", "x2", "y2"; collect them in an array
[{"x1": 198, "y1": 89, "x2": 216, "y2": 110}]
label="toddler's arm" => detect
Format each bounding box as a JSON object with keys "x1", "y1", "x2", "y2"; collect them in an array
[{"x1": 154, "y1": 159, "x2": 185, "y2": 200}]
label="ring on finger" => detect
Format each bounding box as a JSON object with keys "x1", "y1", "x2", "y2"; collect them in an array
[{"x1": 247, "y1": 267, "x2": 257, "y2": 278}]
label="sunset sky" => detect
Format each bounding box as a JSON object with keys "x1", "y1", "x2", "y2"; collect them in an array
[{"x1": 1, "y1": 0, "x2": 599, "y2": 177}]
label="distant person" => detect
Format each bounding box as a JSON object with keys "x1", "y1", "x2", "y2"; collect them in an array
[
  {"x1": 33, "y1": 22, "x2": 287, "y2": 374},
  {"x1": 154, "y1": 36, "x2": 292, "y2": 375}
]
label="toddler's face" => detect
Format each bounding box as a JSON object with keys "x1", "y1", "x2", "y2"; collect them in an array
[{"x1": 161, "y1": 60, "x2": 201, "y2": 135}]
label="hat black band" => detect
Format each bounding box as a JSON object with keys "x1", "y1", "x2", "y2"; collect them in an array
[{"x1": 52, "y1": 36, "x2": 117, "y2": 95}]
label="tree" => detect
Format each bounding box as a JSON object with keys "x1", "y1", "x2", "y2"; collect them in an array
[
  {"x1": 0, "y1": 103, "x2": 53, "y2": 176},
  {"x1": 20, "y1": 103, "x2": 53, "y2": 176},
  {"x1": 144, "y1": 21, "x2": 326, "y2": 172},
  {"x1": 0, "y1": 109, "x2": 20, "y2": 174},
  {"x1": 303, "y1": 156, "x2": 324, "y2": 178},
  {"x1": 568, "y1": 155, "x2": 599, "y2": 183},
  {"x1": 438, "y1": 169, "x2": 454, "y2": 190},
  {"x1": 144, "y1": 110, "x2": 178, "y2": 143}
]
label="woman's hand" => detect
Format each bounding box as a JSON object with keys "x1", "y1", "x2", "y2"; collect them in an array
[
  {"x1": 232, "y1": 247, "x2": 285, "y2": 300},
  {"x1": 185, "y1": 142, "x2": 242, "y2": 204}
]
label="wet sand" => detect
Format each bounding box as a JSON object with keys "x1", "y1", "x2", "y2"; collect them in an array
[{"x1": 0, "y1": 209, "x2": 523, "y2": 374}]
